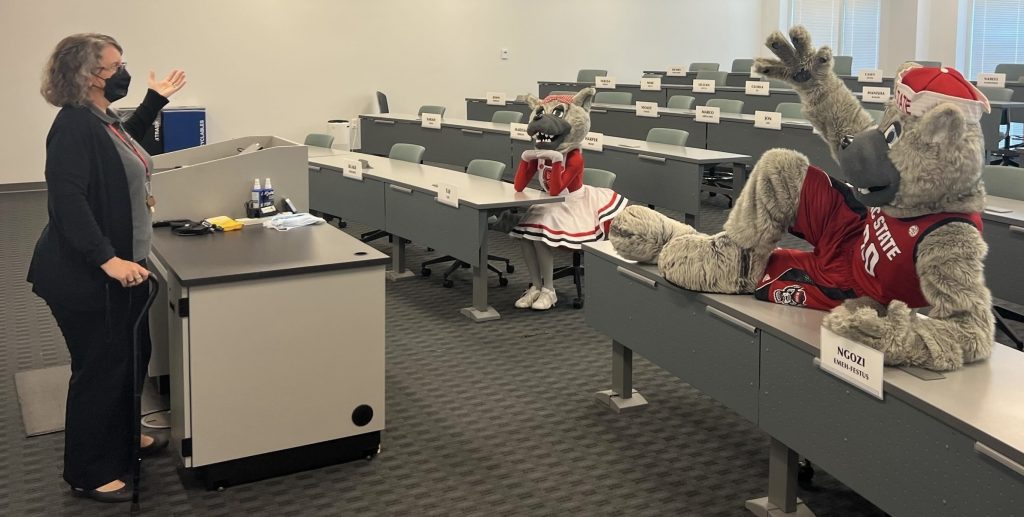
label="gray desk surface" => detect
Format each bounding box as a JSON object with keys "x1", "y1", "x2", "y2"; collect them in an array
[
  {"x1": 310, "y1": 151, "x2": 560, "y2": 210},
  {"x1": 359, "y1": 113, "x2": 513, "y2": 135},
  {"x1": 595, "y1": 103, "x2": 818, "y2": 130},
  {"x1": 584, "y1": 239, "x2": 1024, "y2": 465},
  {"x1": 151, "y1": 224, "x2": 389, "y2": 287},
  {"x1": 983, "y1": 195, "x2": 1024, "y2": 225},
  {"x1": 307, "y1": 146, "x2": 344, "y2": 158}
]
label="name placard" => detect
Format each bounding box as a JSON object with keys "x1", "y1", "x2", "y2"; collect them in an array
[
  {"x1": 977, "y1": 73, "x2": 1006, "y2": 87},
  {"x1": 582, "y1": 132, "x2": 604, "y2": 152},
  {"x1": 819, "y1": 326, "x2": 885, "y2": 399},
  {"x1": 486, "y1": 91, "x2": 507, "y2": 105},
  {"x1": 341, "y1": 158, "x2": 363, "y2": 181},
  {"x1": 693, "y1": 79, "x2": 716, "y2": 93},
  {"x1": 696, "y1": 105, "x2": 721, "y2": 124},
  {"x1": 640, "y1": 77, "x2": 662, "y2": 91},
  {"x1": 635, "y1": 101, "x2": 659, "y2": 118},
  {"x1": 857, "y1": 69, "x2": 883, "y2": 83},
  {"x1": 754, "y1": 110, "x2": 782, "y2": 130},
  {"x1": 436, "y1": 183, "x2": 459, "y2": 208},
  {"x1": 667, "y1": 66, "x2": 687, "y2": 77},
  {"x1": 745, "y1": 80, "x2": 770, "y2": 96},
  {"x1": 421, "y1": 112, "x2": 442, "y2": 129},
  {"x1": 595, "y1": 76, "x2": 617, "y2": 89},
  {"x1": 862, "y1": 86, "x2": 891, "y2": 103},
  {"x1": 510, "y1": 122, "x2": 530, "y2": 141}
]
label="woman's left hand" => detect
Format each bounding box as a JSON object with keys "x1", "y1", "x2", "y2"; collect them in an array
[{"x1": 149, "y1": 69, "x2": 187, "y2": 98}]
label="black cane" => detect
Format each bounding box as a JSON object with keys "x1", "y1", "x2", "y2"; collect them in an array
[{"x1": 131, "y1": 276, "x2": 160, "y2": 513}]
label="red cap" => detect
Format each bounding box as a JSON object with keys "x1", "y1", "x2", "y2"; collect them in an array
[
  {"x1": 894, "y1": 66, "x2": 990, "y2": 121},
  {"x1": 900, "y1": 67, "x2": 981, "y2": 101},
  {"x1": 542, "y1": 94, "x2": 576, "y2": 105}
]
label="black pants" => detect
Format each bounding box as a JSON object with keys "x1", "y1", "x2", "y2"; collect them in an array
[{"x1": 47, "y1": 280, "x2": 152, "y2": 490}]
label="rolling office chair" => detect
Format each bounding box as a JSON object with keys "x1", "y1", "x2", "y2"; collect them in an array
[
  {"x1": 491, "y1": 110, "x2": 524, "y2": 124},
  {"x1": 833, "y1": 56, "x2": 853, "y2": 76},
  {"x1": 418, "y1": 105, "x2": 446, "y2": 117},
  {"x1": 304, "y1": 133, "x2": 335, "y2": 148},
  {"x1": 419, "y1": 159, "x2": 513, "y2": 288},
  {"x1": 376, "y1": 91, "x2": 389, "y2": 114},
  {"x1": 689, "y1": 62, "x2": 720, "y2": 72},
  {"x1": 979, "y1": 86, "x2": 1021, "y2": 166},
  {"x1": 646, "y1": 127, "x2": 689, "y2": 147},
  {"x1": 912, "y1": 60, "x2": 941, "y2": 68},
  {"x1": 706, "y1": 98, "x2": 744, "y2": 113},
  {"x1": 995, "y1": 63, "x2": 1024, "y2": 82},
  {"x1": 763, "y1": 77, "x2": 790, "y2": 89},
  {"x1": 731, "y1": 58, "x2": 754, "y2": 72},
  {"x1": 667, "y1": 95, "x2": 695, "y2": 110},
  {"x1": 551, "y1": 167, "x2": 617, "y2": 309},
  {"x1": 594, "y1": 91, "x2": 633, "y2": 105},
  {"x1": 776, "y1": 102, "x2": 805, "y2": 120},
  {"x1": 701, "y1": 99, "x2": 744, "y2": 207},
  {"x1": 983, "y1": 164, "x2": 1024, "y2": 351},
  {"x1": 361, "y1": 143, "x2": 427, "y2": 243},
  {"x1": 695, "y1": 70, "x2": 729, "y2": 85},
  {"x1": 577, "y1": 69, "x2": 608, "y2": 83}
]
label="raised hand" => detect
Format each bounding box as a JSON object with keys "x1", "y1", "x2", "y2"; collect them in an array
[
  {"x1": 753, "y1": 25, "x2": 834, "y2": 90},
  {"x1": 148, "y1": 69, "x2": 187, "y2": 98}
]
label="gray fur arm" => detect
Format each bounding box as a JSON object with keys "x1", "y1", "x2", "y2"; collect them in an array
[
  {"x1": 754, "y1": 26, "x2": 874, "y2": 161},
  {"x1": 823, "y1": 223, "x2": 993, "y2": 371}
]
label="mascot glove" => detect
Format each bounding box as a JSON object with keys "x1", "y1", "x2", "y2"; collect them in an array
[
  {"x1": 822, "y1": 299, "x2": 914, "y2": 363},
  {"x1": 521, "y1": 149, "x2": 564, "y2": 163}
]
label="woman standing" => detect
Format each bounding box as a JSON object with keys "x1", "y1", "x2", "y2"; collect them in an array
[{"x1": 28, "y1": 33, "x2": 186, "y2": 503}]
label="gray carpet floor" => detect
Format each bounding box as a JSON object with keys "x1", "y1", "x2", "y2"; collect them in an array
[{"x1": 8, "y1": 186, "x2": 1009, "y2": 516}]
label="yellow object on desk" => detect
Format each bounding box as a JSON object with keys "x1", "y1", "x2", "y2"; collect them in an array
[{"x1": 204, "y1": 216, "x2": 243, "y2": 232}]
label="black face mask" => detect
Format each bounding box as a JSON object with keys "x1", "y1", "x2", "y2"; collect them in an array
[{"x1": 99, "y1": 67, "x2": 131, "y2": 103}]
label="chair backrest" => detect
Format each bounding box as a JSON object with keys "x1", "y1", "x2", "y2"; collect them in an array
[
  {"x1": 864, "y1": 109, "x2": 884, "y2": 124},
  {"x1": 304, "y1": 133, "x2": 334, "y2": 148},
  {"x1": 695, "y1": 70, "x2": 729, "y2": 84},
  {"x1": 994, "y1": 63, "x2": 1024, "y2": 82},
  {"x1": 978, "y1": 86, "x2": 1014, "y2": 102},
  {"x1": 912, "y1": 60, "x2": 941, "y2": 68},
  {"x1": 594, "y1": 91, "x2": 633, "y2": 105},
  {"x1": 764, "y1": 78, "x2": 790, "y2": 89},
  {"x1": 642, "y1": 73, "x2": 662, "y2": 78},
  {"x1": 491, "y1": 110, "x2": 524, "y2": 124},
  {"x1": 731, "y1": 58, "x2": 754, "y2": 72},
  {"x1": 583, "y1": 168, "x2": 616, "y2": 188},
  {"x1": 667, "y1": 95, "x2": 696, "y2": 110},
  {"x1": 389, "y1": 143, "x2": 426, "y2": 163},
  {"x1": 707, "y1": 98, "x2": 744, "y2": 114},
  {"x1": 418, "y1": 105, "x2": 446, "y2": 117},
  {"x1": 466, "y1": 159, "x2": 507, "y2": 181},
  {"x1": 646, "y1": 128, "x2": 689, "y2": 147},
  {"x1": 775, "y1": 102, "x2": 805, "y2": 120},
  {"x1": 577, "y1": 69, "x2": 608, "y2": 83},
  {"x1": 983, "y1": 165, "x2": 1024, "y2": 201},
  {"x1": 376, "y1": 91, "x2": 389, "y2": 114},
  {"x1": 689, "y1": 62, "x2": 720, "y2": 72},
  {"x1": 833, "y1": 56, "x2": 853, "y2": 75}
]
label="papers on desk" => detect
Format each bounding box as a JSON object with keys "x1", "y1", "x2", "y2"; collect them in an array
[
  {"x1": 819, "y1": 326, "x2": 885, "y2": 400},
  {"x1": 985, "y1": 206, "x2": 1013, "y2": 214},
  {"x1": 977, "y1": 73, "x2": 1006, "y2": 88},
  {"x1": 582, "y1": 132, "x2": 604, "y2": 152},
  {"x1": 486, "y1": 91, "x2": 507, "y2": 105}
]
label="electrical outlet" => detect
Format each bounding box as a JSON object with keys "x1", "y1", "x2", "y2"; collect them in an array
[{"x1": 500, "y1": 48, "x2": 510, "y2": 60}]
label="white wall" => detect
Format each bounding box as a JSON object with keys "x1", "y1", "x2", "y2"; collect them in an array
[{"x1": 0, "y1": 0, "x2": 763, "y2": 185}]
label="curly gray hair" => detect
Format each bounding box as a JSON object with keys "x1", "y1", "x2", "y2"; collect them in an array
[{"x1": 41, "y1": 33, "x2": 122, "y2": 107}]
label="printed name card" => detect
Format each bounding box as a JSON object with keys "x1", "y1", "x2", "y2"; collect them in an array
[
  {"x1": 486, "y1": 91, "x2": 507, "y2": 105},
  {"x1": 595, "y1": 76, "x2": 617, "y2": 89},
  {"x1": 640, "y1": 77, "x2": 662, "y2": 91},
  {"x1": 667, "y1": 66, "x2": 687, "y2": 77},
  {"x1": 750, "y1": 65, "x2": 762, "y2": 79},
  {"x1": 341, "y1": 157, "x2": 363, "y2": 181},
  {"x1": 582, "y1": 132, "x2": 604, "y2": 152},
  {"x1": 693, "y1": 79, "x2": 716, "y2": 93},
  {"x1": 436, "y1": 183, "x2": 459, "y2": 208},
  {"x1": 819, "y1": 326, "x2": 885, "y2": 399},
  {"x1": 635, "y1": 101, "x2": 659, "y2": 118},
  {"x1": 421, "y1": 112, "x2": 442, "y2": 129},
  {"x1": 509, "y1": 122, "x2": 530, "y2": 141},
  {"x1": 977, "y1": 73, "x2": 1006, "y2": 87},
  {"x1": 857, "y1": 69, "x2": 883, "y2": 83},
  {"x1": 696, "y1": 105, "x2": 721, "y2": 124},
  {"x1": 862, "y1": 86, "x2": 891, "y2": 103},
  {"x1": 745, "y1": 80, "x2": 770, "y2": 96},
  {"x1": 754, "y1": 110, "x2": 782, "y2": 130}
]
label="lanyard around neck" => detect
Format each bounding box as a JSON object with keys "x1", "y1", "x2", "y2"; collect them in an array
[{"x1": 108, "y1": 124, "x2": 150, "y2": 178}]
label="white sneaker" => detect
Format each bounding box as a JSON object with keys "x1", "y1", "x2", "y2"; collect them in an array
[
  {"x1": 531, "y1": 288, "x2": 557, "y2": 310},
  {"x1": 515, "y1": 286, "x2": 542, "y2": 309}
]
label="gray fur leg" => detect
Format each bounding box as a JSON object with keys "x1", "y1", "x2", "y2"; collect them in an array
[
  {"x1": 723, "y1": 148, "x2": 810, "y2": 250},
  {"x1": 657, "y1": 232, "x2": 772, "y2": 294},
  {"x1": 609, "y1": 205, "x2": 696, "y2": 263}
]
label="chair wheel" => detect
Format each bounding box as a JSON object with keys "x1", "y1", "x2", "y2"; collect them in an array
[
  {"x1": 572, "y1": 299, "x2": 583, "y2": 309},
  {"x1": 506, "y1": 264, "x2": 514, "y2": 273},
  {"x1": 421, "y1": 268, "x2": 431, "y2": 277},
  {"x1": 798, "y1": 460, "x2": 815, "y2": 484},
  {"x1": 338, "y1": 221, "x2": 347, "y2": 228},
  {"x1": 443, "y1": 279, "x2": 454, "y2": 288},
  {"x1": 498, "y1": 277, "x2": 509, "y2": 287}
]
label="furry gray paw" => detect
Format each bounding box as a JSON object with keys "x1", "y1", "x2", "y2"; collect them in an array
[
  {"x1": 755, "y1": 26, "x2": 833, "y2": 87},
  {"x1": 823, "y1": 300, "x2": 915, "y2": 363},
  {"x1": 609, "y1": 205, "x2": 693, "y2": 263},
  {"x1": 658, "y1": 233, "x2": 758, "y2": 294}
]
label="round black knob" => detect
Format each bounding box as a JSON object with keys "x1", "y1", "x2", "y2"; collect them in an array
[{"x1": 352, "y1": 405, "x2": 374, "y2": 426}]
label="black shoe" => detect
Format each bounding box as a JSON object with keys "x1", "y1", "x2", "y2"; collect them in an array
[
  {"x1": 140, "y1": 433, "x2": 168, "y2": 457},
  {"x1": 71, "y1": 481, "x2": 132, "y2": 503}
]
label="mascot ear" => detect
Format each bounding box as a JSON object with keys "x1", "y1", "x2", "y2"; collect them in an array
[
  {"x1": 572, "y1": 87, "x2": 596, "y2": 111},
  {"x1": 525, "y1": 94, "x2": 541, "y2": 110},
  {"x1": 920, "y1": 104, "x2": 966, "y2": 145}
]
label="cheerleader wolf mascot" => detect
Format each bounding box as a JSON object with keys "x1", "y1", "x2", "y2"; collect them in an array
[
  {"x1": 510, "y1": 87, "x2": 627, "y2": 310},
  {"x1": 609, "y1": 27, "x2": 994, "y2": 371}
]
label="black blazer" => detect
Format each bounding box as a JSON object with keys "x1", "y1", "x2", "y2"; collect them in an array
[{"x1": 28, "y1": 89, "x2": 168, "y2": 308}]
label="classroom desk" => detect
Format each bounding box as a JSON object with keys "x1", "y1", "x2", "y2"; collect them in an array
[
  {"x1": 645, "y1": 70, "x2": 897, "y2": 91},
  {"x1": 537, "y1": 81, "x2": 664, "y2": 105},
  {"x1": 583, "y1": 239, "x2": 1024, "y2": 517},
  {"x1": 308, "y1": 151, "x2": 560, "y2": 322},
  {"x1": 359, "y1": 113, "x2": 512, "y2": 169},
  {"x1": 983, "y1": 195, "x2": 1024, "y2": 307},
  {"x1": 148, "y1": 224, "x2": 389, "y2": 488},
  {"x1": 466, "y1": 98, "x2": 533, "y2": 122}
]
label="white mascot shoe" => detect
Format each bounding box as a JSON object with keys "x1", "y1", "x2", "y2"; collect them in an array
[
  {"x1": 515, "y1": 286, "x2": 542, "y2": 309},
  {"x1": 531, "y1": 288, "x2": 558, "y2": 310}
]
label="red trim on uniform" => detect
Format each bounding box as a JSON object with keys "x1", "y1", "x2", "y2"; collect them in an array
[{"x1": 515, "y1": 223, "x2": 602, "y2": 237}]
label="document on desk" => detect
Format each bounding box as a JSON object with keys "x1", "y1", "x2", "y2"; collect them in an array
[
  {"x1": 437, "y1": 183, "x2": 459, "y2": 208},
  {"x1": 818, "y1": 326, "x2": 885, "y2": 400}
]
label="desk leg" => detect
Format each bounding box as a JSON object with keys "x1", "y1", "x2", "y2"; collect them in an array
[
  {"x1": 386, "y1": 237, "x2": 415, "y2": 281},
  {"x1": 459, "y1": 211, "x2": 500, "y2": 322},
  {"x1": 595, "y1": 340, "x2": 648, "y2": 412},
  {"x1": 745, "y1": 438, "x2": 815, "y2": 516}
]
